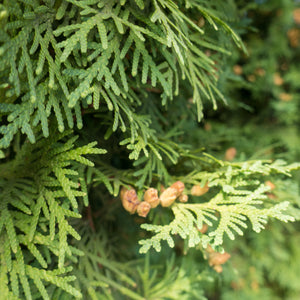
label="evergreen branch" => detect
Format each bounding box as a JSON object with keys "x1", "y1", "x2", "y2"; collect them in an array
[
  {"x1": 0, "y1": 126, "x2": 105, "y2": 298},
  {"x1": 0, "y1": 0, "x2": 245, "y2": 151},
  {"x1": 139, "y1": 160, "x2": 298, "y2": 253}
]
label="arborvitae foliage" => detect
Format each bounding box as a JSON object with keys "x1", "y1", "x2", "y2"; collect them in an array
[{"x1": 0, "y1": 0, "x2": 299, "y2": 299}]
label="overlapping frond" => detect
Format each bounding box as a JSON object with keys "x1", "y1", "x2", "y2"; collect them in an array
[
  {"x1": 139, "y1": 160, "x2": 299, "y2": 253},
  {"x1": 0, "y1": 127, "x2": 105, "y2": 298},
  {"x1": 0, "y1": 0, "x2": 243, "y2": 152}
]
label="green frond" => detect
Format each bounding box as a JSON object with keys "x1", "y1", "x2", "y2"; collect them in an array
[
  {"x1": 0, "y1": 126, "x2": 105, "y2": 298},
  {"x1": 0, "y1": 0, "x2": 245, "y2": 152},
  {"x1": 139, "y1": 159, "x2": 299, "y2": 253},
  {"x1": 1, "y1": 1, "x2": 299, "y2": 299}
]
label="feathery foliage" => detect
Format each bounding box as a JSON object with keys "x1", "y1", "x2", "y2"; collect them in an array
[
  {"x1": 0, "y1": 126, "x2": 105, "y2": 299},
  {"x1": 0, "y1": 0, "x2": 299, "y2": 299},
  {"x1": 139, "y1": 159, "x2": 299, "y2": 253}
]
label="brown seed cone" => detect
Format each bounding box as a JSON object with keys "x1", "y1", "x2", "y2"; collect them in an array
[
  {"x1": 197, "y1": 16, "x2": 205, "y2": 27},
  {"x1": 213, "y1": 265, "x2": 223, "y2": 273},
  {"x1": 120, "y1": 185, "x2": 134, "y2": 200},
  {"x1": 265, "y1": 180, "x2": 275, "y2": 191},
  {"x1": 160, "y1": 187, "x2": 178, "y2": 207},
  {"x1": 225, "y1": 147, "x2": 237, "y2": 161},
  {"x1": 287, "y1": 28, "x2": 300, "y2": 48},
  {"x1": 120, "y1": 186, "x2": 140, "y2": 214},
  {"x1": 179, "y1": 194, "x2": 188, "y2": 203},
  {"x1": 205, "y1": 244, "x2": 215, "y2": 254},
  {"x1": 191, "y1": 183, "x2": 209, "y2": 196},
  {"x1": 247, "y1": 74, "x2": 256, "y2": 82},
  {"x1": 255, "y1": 68, "x2": 266, "y2": 77},
  {"x1": 197, "y1": 223, "x2": 208, "y2": 234},
  {"x1": 170, "y1": 181, "x2": 185, "y2": 196},
  {"x1": 137, "y1": 201, "x2": 151, "y2": 218},
  {"x1": 267, "y1": 193, "x2": 277, "y2": 200},
  {"x1": 279, "y1": 92, "x2": 292, "y2": 102},
  {"x1": 209, "y1": 252, "x2": 231, "y2": 266},
  {"x1": 294, "y1": 8, "x2": 300, "y2": 24},
  {"x1": 144, "y1": 188, "x2": 160, "y2": 208},
  {"x1": 233, "y1": 65, "x2": 243, "y2": 75},
  {"x1": 273, "y1": 73, "x2": 283, "y2": 86}
]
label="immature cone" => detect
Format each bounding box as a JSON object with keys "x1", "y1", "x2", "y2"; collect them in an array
[
  {"x1": 265, "y1": 180, "x2": 276, "y2": 191},
  {"x1": 267, "y1": 193, "x2": 277, "y2": 200},
  {"x1": 247, "y1": 74, "x2": 256, "y2": 82},
  {"x1": 137, "y1": 202, "x2": 151, "y2": 218},
  {"x1": 170, "y1": 181, "x2": 185, "y2": 197},
  {"x1": 136, "y1": 201, "x2": 151, "y2": 218},
  {"x1": 205, "y1": 244, "x2": 215, "y2": 254},
  {"x1": 160, "y1": 187, "x2": 178, "y2": 207},
  {"x1": 120, "y1": 186, "x2": 140, "y2": 214},
  {"x1": 197, "y1": 16, "x2": 205, "y2": 27},
  {"x1": 294, "y1": 8, "x2": 300, "y2": 24},
  {"x1": 287, "y1": 28, "x2": 300, "y2": 48},
  {"x1": 144, "y1": 188, "x2": 160, "y2": 208},
  {"x1": 233, "y1": 65, "x2": 243, "y2": 75},
  {"x1": 273, "y1": 73, "x2": 283, "y2": 86},
  {"x1": 191, "y1": 183, "x2": 209, "y2": 196},
  {"x1": 279, "y1": 92, "x2": 292, "y2": 102},
  {"x1": 225, "y1": 147, "x2": 237, "y2": 161},
  {"x1": 255, "y1": 68, "x2": 266, "y2": 77},
  {"x1": 213, "y1": 265, "x2": 223, "y2": 273},
  {"x1": 197, "y1": 223, "x2": 208, "y2": 234},
  {"x1": 209, "y1": 252, "x2": 231, "y2": 266},
  {"x1": 179, "y1": 194, "x2": 188, "y2": 203}
]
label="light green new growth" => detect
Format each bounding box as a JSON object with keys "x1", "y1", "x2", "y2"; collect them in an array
[
  {"x1": 0, "y1": 0, "x2": 299, "y2": 299},
  {"x1": 0, "y1": 127, "x2": 105, "y2": 299},
  {"x1": 139, "y1": 159, "x2": 299, "y2": 253}
]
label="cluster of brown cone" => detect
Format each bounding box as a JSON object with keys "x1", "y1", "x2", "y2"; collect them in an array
[
  {"x1": 206, "y1": 245, "x2": 231, "y2": 273},
  {"x1": 120, "y1": 184, "x2": 229, "y2": 271},
  {"x1": 199, "y1": 224, "x2": 231, "y2": 273},
  {"x1": 120, "y1": 181, "x2": 210, "y2": 218},
  {"x1": 120, "y1": 181, "x2": 188, "y2": 218}
]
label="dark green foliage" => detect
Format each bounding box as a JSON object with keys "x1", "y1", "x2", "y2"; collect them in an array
[{"x1": 0, "y1": 0, "x2": 299, "y2": 299}]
